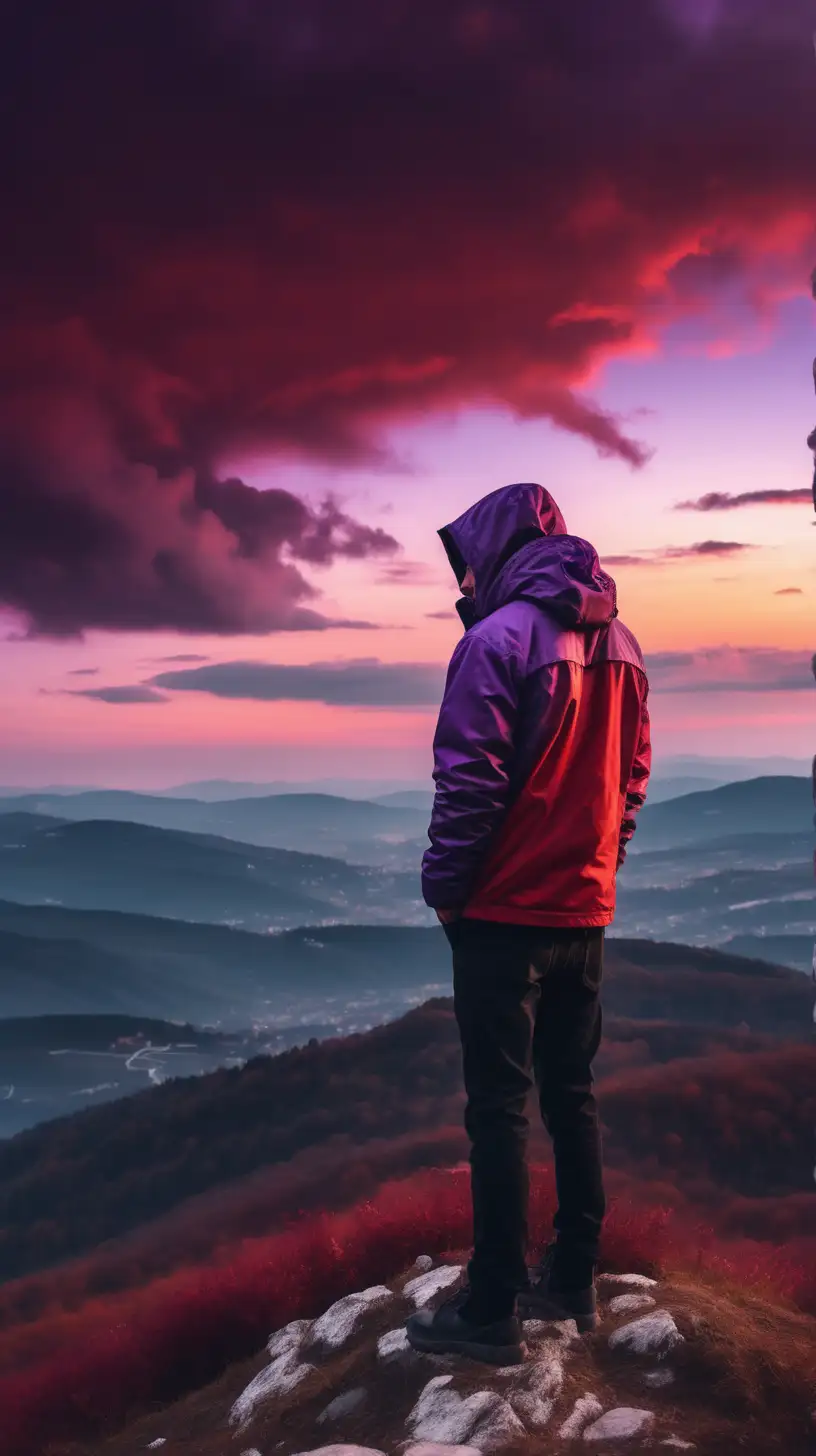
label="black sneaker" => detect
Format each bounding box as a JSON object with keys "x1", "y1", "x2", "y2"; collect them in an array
[
  {"x1": 517, "y1": 1242, "x2": 598, "y2": 1332},
  {"x1": 405, "y1": 1287, "x2": 527, "y2": 1365}
]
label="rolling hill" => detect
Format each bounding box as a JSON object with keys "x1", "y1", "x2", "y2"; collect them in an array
[
  {"x1": 0, "y1": 906, "x2": 453, "y2": 1025},
  {"x1": 0, "y1": 780, "x2": 811, "y2": 966},
  {"x1": 631, "y1": 776, "x2": 811, "y2": 850},
  {"x1": 0, "y1": 904, "x2": 809, "y2": 1030},
  {"x1": 0, "y1": 936, "x2": 810, "y2": 1282},
  {"x1": 0, "y1": 789, "x2": 428, "y2": 863},
  {"x1": 615, "y1": 857, "x2": 814, "y2": 947},
  {"x1": 0, "y1": 776, "x2": 809, "y2": 867},
  {"x1": 0, "y1": 813, "x2": 426, "y2": 928}
]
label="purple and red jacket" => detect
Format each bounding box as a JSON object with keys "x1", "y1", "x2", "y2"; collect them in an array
[{"x1": 421, "y1": 482, "x2": 651, "y2": 928}]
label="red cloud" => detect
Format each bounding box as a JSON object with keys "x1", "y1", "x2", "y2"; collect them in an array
[{"x1": 0, "y1": 0, "x2": 813, "y2": 634}]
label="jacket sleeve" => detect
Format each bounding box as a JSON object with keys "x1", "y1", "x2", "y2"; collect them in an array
[
  {"x1": 421, "y1": 631, "x2": 520, "y2": 910},
  {"x1": 617, "y1": 683, "x2": 651, "y2": 869}
]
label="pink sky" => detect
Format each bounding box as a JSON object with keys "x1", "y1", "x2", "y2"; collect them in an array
[
  {"x1": 2, "y1": 295, "x2": 812, "y2": 787},
  {"x1": 3, "y1": 0, "x2": 815, "y2": 787}
]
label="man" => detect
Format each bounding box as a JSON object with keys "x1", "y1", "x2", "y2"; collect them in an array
[{"x1": 405, "y1": 481, "x2": 650, "y2": 1366}]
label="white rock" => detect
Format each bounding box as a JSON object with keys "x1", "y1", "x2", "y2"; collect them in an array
[
  {"x1": 318, "y1": 1388, "x2": 368, "y2": 1424},
  {"x1": 497, "y1": 1336, "x2": 565, "y2": 1386},
  {"x1": 290, "y1": 1448, "x2": 385, "y2": 1456},
  {"x1": 408, "y1": 1375, "x2": 525, "y2": 1452},
  {"x1": 230, "y1": 1351, "x2": 315, "y2": 1427},
  {"x1": 661, "y1": 1440, "x2": 695, "y2": 1450},
  {"x1": 467, "y1": 1397, "x2": 529, "y2": 1452},
  {"x1": 608, "y1": 1310, "x2": 684, "y2": 1357},
  {"x1": 414, "y1": 1255, "x2": 435, "y2": 1271},
  {"x1": 609, "y1": 1292, "x2": 657, "y2": 1314},
  {"x1": 509, "y1": 1390, "x2": 554, "y2": 1429},
  {"x1": 559, "y1": 1395, "x2": 604, "y2": 1438},
  {"x1": 583, "y1": 1407, "x2": 656, "y2": 1441},
  {"x1": 644, "y1": 1368, "x2": 675, "y2": 1387},
  {"x1": 310, "y1": 1286, "x2": 393, "y2": 1350},
  {"x1": 402, "y1": 1265, "x2": 463, "y2": 1307},
  {"x1": 526, "y1": 1351, "x2": 565, "y2": 1400},
  {"x1": 522, "y1": 1315, "x2": 578, "y2": 1344},
  {"x1": 404, "y1": 1446, "x2": 481, "y2": 1456},
  {"x1": 146, "y1": 1444, "x2": 166, "y2": 1451},
  {"x1": 240, "y1": 1450, "x2": 263, "y2": 1456},
  {"x1": 268, "y1": 1318, "x2": 312, "y2": 1359},
  {"x1": 598, "y1": 1272, "x2": 658, "y2": 1289},
  {"x1": 418, "y1": 1374, "x2": 453, "y2": 1393},
  {"x1": 377, "y1": 1326, "x2": 411, "y2": 1360}
]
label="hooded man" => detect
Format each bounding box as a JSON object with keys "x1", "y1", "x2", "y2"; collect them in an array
[{"x1": 405, "y1": 481, "x2": 651, "y2": 1365}]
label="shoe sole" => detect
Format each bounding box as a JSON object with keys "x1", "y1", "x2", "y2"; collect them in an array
[
  {"x1": 405, "y1": 1327, "x2": 528, "y2": 1365},
  {"x1": 517, "y1": 1294, "x2": 598, "y2": 1334}
]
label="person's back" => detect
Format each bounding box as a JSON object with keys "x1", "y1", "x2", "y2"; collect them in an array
[
  {"x1": 406, "y1": 481, "x2": 651, "y2": 1366},
  {"x1": 421, "y1": 480, "x2": 650, "y2": 925}
]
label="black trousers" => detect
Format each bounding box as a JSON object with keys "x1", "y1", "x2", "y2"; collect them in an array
[{"x1": 447, "y1": 918, "x2": 606, "y2": 1318}]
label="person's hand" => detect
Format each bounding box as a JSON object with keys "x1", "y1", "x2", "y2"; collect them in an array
[{"x1": 436, "y1": 907, "x2": 462, "y2": 925}]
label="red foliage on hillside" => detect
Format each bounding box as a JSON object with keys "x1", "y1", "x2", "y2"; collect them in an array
[
  {"x1": 0, "y1": 1128, "x2": 468, "y2": 1363},
  {"x1": 1, "y1": 1136, "x2": 813, "y2": 1397},
  {"x1": 600, "y1": 1044, "x2": 815, "y2": 1196},
  {"x1": 0, "y1": 992, "x2": 810, "y2": 1285},
  {"x1": 3, "y1": 1165, "x2": 814, "y2": 1456}
]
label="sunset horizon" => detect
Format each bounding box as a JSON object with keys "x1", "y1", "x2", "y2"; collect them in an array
[{"x1": 1, "y1": 0, "x2": 813, "y2": 779}]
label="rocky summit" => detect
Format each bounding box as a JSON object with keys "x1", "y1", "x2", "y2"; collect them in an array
[{"x1": 115, "y1": 1255, "x2": 815, "y2": 1456}]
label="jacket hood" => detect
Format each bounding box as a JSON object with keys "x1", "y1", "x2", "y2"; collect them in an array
[{"x1": 439, "y1": 482, "x2": 617, "y2": 629}]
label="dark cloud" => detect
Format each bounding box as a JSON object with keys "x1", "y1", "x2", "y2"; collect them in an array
[
  {"x1": 147, "y1": 654, "x2": 212, "y2": 663},
  {"x1": 376, "y1": 561, "x2": 442, "y2": 586},
  {"x1": 149, "y1": 658, "x2": 446, "y2": 706},
  {"x1": 606, "y1": 541, "x2": 753, "y2": 567},
  {"x1": 675, "y1": 489, "x2": 813, "y2": 511},
  {"x1": 425, "y1": 610, "x2": 456, "y2": 620},
  {"x1": 1, "y1": 0, "x2": 813, "y2": 636},
  {"x1": 774, "y1": 587, "x2": 803, "y2": 596},
  {"x1": 67, "y1": 685, "x2": 169, "y2": 704},
  {"x1": 647, "y1": 646, "x2": 812, "y2": 693},
  {"x1": 0, "y1": 454, "x2": 398, "y2": 637},
  {"x1": 67, "y1": 667, "x2": 100, "y2": 677},
  {"x1": 63, "y1": 644, "x2": 816, "y2": 707},
  {"x1": 670, "y1": 541, "x2": 751, "y2": 558}
]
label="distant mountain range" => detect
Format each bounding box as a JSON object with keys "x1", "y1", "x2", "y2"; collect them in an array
[
  {"x1": 0, "y1": 904, "x2": 452, "y2": 1026},
  {"x1": 0, "y1": 754, "x2": 808, "y2": 801},
  {"x1": 0, "y1": 775, "x2": 809, "y2": 863},
  {"x1": 158, "y1": 778, "x2": 433, "y2": 802},
  {"x1": 0, "y1": 776, "x2": 810, "y2": 966},
  {"x1": 616, "y1": 834, "x2": 813, "y2": 939},
  {"x1": 630, "y1": 775, "x2": 812, "y2": 850},
  {"x1": 0, "y1": 789, "x2": 428, "y2": 865},
  {"x1": 0, "y1": 813, "x2": 426, "y2": 928},
  {"x1": 0, "y1": 901, "x2": 807, "y2": 1032}
]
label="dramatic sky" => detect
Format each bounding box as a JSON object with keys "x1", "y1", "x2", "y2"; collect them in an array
[{"x1": 1, "y1": 0, "x2": 814, "y2": 785}]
